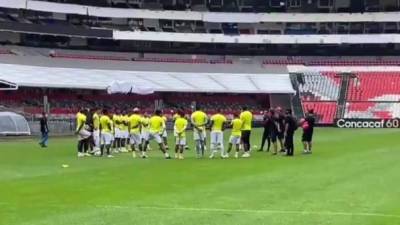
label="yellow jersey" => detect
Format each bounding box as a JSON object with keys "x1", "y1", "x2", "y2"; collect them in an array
[
  {"x1": 129, "y1": 114, "x2": 142, "y2": 134},
  {"x1": 174, "y1": 117, "x2": 188, "y2": 137},
  {"x1": 149, "y1": 115, "x2": 165, "y2": 134},
  {"x1": 100, "y1": 115, "x2": 112, "y2": 133},
  {"x1": 240, "y1": 110, "x2": 253, "y2": 131},
  {"x1": 112, "y1": 114, "x2": 122, "y2": 129},
  {"x1": 120, "y1": 115, "x2": 129, "y2": 131},
  {"x1": 141, "y1": 117, "x2": 150, "y2": 132},
  {"x1": 210, "y1": 113, "x2": 227, "y2": 131},
  {"x1": 93, "y1": 112, "x2": 100, "y2": 130},
  {"x1": 76, "y1": 112, "x2": 86, "y2": 132},
  {"x1": 231, "y1": 118, "x2": 243, "y2": 137},
  {"x1": 191, "y1": 110, "x2": 208, "y2": 130}
]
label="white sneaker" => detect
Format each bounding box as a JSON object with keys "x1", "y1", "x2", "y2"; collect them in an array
[
  {"x1": 107, "y1": 154, "x2": 114, "y2": 158},
  {"x1": 221, "y1": 154, "x2": 228, "y2": 159},
  {"x1": 84, "y1": 153, "x2": 91, "y2": 157},
  {"x1": 175, "y1": 154, "x2": 179, "y2": 159},
  {"x1": 234, "y1": 152, "x2": 239, "y2": 158},
  {"x1": 132, "y1": 152, "x2": 137, "y2": 158},
  {"x1": 242, "y1": 152, "x2": 250, "y2": 158},
  {"x1": 209, "y1": 154, "x2": 215, "y2": 159},
  {"x1": 77, "y1": 152, "x2": 85, "y2": 158}
]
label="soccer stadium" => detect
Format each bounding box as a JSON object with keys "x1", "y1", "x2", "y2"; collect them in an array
[{"x1": 0, "y1": 0, "x2": 400, "y2": 224}]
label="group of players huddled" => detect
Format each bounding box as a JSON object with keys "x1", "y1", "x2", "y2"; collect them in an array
[{"x1": 75, "y1": 106, "x2": 315, "y2": 159}]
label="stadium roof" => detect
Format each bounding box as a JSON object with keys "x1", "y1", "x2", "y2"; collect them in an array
[{"x1": 0, "y1": 63, "x2": 295, "y2": 94}]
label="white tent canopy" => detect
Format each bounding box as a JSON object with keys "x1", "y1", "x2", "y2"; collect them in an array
[
  {"x1": 0, "y1": 112, "x2": 31, "y2": 135},
  {"x1": 0, "y1": 63, "x2": 295, "y2": 94}
]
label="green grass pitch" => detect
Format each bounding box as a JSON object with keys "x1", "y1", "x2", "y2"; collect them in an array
[{"x1": 0, "y1": 128, "x2": 399, "y2": 225}]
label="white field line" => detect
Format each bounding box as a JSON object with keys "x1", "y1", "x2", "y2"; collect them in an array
[
  {"x1": 95, "y1": 204, "x2": 400, "y2": 219},
  {"x1": 1, "y1": 201, "x2": 398, "y2": 219}
]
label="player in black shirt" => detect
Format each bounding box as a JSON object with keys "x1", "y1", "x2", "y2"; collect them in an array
[
  {"x1": 259, "y1": 111, "x2": 271, "y2": 152},
  {"x1": 302, "y1": 109, "x2": 316, "y2": 154},
  {"x1": 284, "y1": 109, "x2": 297, "y2": 156},
  {"x1": 269, "y1": 109, "x2": 280, "y2": 155},
  {"x1": 276, "y1": 107, "x2": 286, "y2": 152}
]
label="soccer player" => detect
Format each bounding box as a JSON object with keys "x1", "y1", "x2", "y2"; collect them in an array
[
  {"x1": 269, "y1": 109, "x2": 280, "y2": 155},
  {"x1": 173, "y1": 109, "x2": 189, "y2": 150},
  {"x1": 174, "y1": 110, "x2": 188, "y2": 159},
  {"x1": 259, "y1": 111, "x2": 272, "y2": 152},
  {"x1": 227, "y1": 113, "x2": 243, "y2": 158},
  {"x1": 112, "y1": 110, "x2": 122, "y2": 153},
  {"x1": 92, "y1": 108, "x2": 101, "y2": 153},
  {"x1": 142, "y1": 110, "x2": 171, "y2": 159},
  {"x1": 141, "y1": 112, "x2": 152, "y2": 152},
  {"x1": 302, "y1": 109, "x2": 316, "y2": 154},
  {"x1": 162, "y1": 113, "x2": 169, "y2": 150},
  {"x1": 209, "y1": 109, "x2": 227, "y2": 158},
  {"x1": 276, "y1": 107, "x2": 286, "y2": 153},
  {"x1": 39, "y1": 112, "x2": 49, "y2": 148},
  {"x1": 119, "y1": 111, "x2": 130, "y2": 152},
  {"x1": 240, "y1": 106, "x2": 253, "y2": 158},
  {"x1": 284, "y1": 109, "x2": 297, "y2": 156},
  {"x1": 75, "y1": 108, "x2": 91, "y2": 157},
  {"x1": 99, "y1": 109, "x2": 114, "y2": 158},
  {"x1": 128, "y1": 108, "x2": 142, "y2": 158},
  {"x1": 191, "y1": 107, "x2": 208, "y2": 158}
]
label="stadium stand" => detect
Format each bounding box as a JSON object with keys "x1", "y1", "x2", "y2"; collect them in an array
[
  {"x1": 347, "y1": 72, "x2": 400, "y2": 101},
  {"x1": 302, "y1": 101, "x2": 337, "y2": 124}
]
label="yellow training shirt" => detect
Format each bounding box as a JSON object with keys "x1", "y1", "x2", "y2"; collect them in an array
[
  {"x1": 93, "y1": 113, "x2": 100, "y2": 130},
  {"x1": 174, "y1": 117, "x2": 188, "y2": 137},
  {"x1": 191, "y1": 110, "x2": 208, "y2": 130},
  {"x1": 129, "y1": 114, "x2": 142, "y2": 134},
  {"x1": 231, "y1": 118, "x2": 243, "y2": 137},
  {"x1": 240, "y1": 110, "x2": 253, "y2": 131},
  {"x1": 211, "y1": 113, "x2": 227, "y2": 131},
  {"x1": 76, "y1": 112, "x2": 86, "y2": 132},
  {"x1": 100, "y1": 115, "x2": 112, "y2": 133},
  {"x1": 149, "y1": 115, "x2": 165, "y2": 134}
]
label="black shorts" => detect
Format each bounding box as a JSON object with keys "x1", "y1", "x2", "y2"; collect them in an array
[
  {"x1": 302, "y1": 130, "x2": 313, "y2": 142},
  {"x1": 241, "y1": 130, "x2": 251, "y2": 144},
  {"x1": 270, "y1": 132, "x2": 278, "y2": 142},
  {"x1": 277, "y1": 131, "x2": 284, "y2": 139}
]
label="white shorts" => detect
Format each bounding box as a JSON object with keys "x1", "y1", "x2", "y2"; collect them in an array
[
  {"x1": 141, "y1": 131, "x2": 149, "y2": 141},
  {"x1": 229, "y1": 135, "x2": 241, "y2": 145},
  {"x1": 78, "y1": 129, "x2": 91, "y2": 141},
  {"x1": 101, "y1": 132, "x2": 113, "y2": 145},
  {"x1": 147, "y1": 132, "x2": 163, "y2": 144},
  {"x1": 210, "y1": 131, "x2": 224, "y2": 146},
  {"x1": 175, "y1": 136, "x2": 186, "y2": 146},
  {"x1": 121, "y1": 130, "x2": 129, "y2": 139},
  {"x1": 93, "y1": 129, "x2": 100, "y2": 147},
  {"x1": 162, "y1": 130, "x2": 167, "y2": 138},
  {"x1": 114, "y1": 128, "x2": 122, "y2": 138},
  {"x1": 130, "y1": 133, "x2": 141, "y2": 145},
  {"x1": 193, "y1": 129, "x2": 206, "y2": 141}
]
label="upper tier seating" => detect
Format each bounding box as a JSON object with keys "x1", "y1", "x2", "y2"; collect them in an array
[
  {"x1": 299, "y1": 71, "x2": 341, "y2": 101},
  {"x1": 347, "y1": 72, "x2": 400, "y2": 101}
]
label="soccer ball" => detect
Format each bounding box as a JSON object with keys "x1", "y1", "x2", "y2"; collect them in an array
[{"x1": 94, "y1": 151, "x2": 102, "y2": 156}]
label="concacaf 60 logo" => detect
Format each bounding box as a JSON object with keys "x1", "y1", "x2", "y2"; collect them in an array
[{"x1": 335, "y1": 118, "x2": 400, "y2": 128}]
